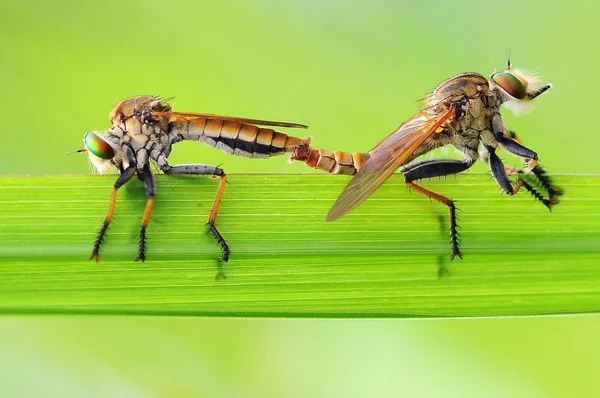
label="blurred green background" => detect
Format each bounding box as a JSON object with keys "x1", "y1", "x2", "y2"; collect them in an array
[{"x1": 1, "y1": 0, "x2": 599, "y2": 396}]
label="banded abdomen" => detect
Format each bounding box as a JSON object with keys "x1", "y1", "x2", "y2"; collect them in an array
[
  {"x1": 169, "y1": 116, "x2": 306, "y2": 159},
  {"x1": 290, "y1": 138, "x2": 371, "y2": 176}
]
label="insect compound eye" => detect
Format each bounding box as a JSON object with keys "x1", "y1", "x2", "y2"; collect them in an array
[
  {"x1": 491, "y1": 71, "x2": 527, "y2": 100},
  {"x1": 83, "y1": 132, "x2": 115, "y2": 159}
]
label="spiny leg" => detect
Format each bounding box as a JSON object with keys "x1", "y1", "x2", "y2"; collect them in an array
[
  {"x1": 488, "y1": 145, "x2": 524, "y2": 195},
  {"x1": 529, "y1": 164, "x2": 564, "y2": 204},
  {"x1": 402, "y1": 158, "x2": 475, "y2": 260},
  {"x1": 406, "y1": 182, "x2": 462, "y2": 260},
  {"x1": 90, "y1": 165, "x2": 136, "y2": 262},
  {"x1": 507, "y1": 130, "x2": 564, "y2": 199},
  {"x1": 161, "y1": 164, "x2": 230, "y2": 262},
  {"x1": 501, "y1": 131, "x2": 564, "y2": 207},
  {"x1": 208, "y1": 172, "x2": 229, "y2": 262},
  {"x1": 503, "y1": 164, "x2": 562, "y2": 209},
  {"x1": 488, "y1": 146, "x2": 554, "y2": 209},
  {"x1": 489, "y1": 143, "x2": 563, "y2": 211},
  {"x1": 135, "y1": 164, "x2": 156, "y2": 262},
  {"x1": 491, "y1": 117, "x2": 555, "y2": 203}
]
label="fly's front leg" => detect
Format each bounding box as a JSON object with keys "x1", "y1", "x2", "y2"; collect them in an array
[
  {"x1": 487, "y1": 146, "x2": 521, "y2": 195},
  {"x1": 135, "y1": 164, "x2": 156, "y2": 262},
  {"x1": 527, "y1": 164, "x2": 564, "y2": 207},
  {"x1": 160, "y1": 162, "x2": 230, "y2": 262},
  {"x1": 401, "y1": 158, "x2": 476, "y2": 260},
  {"x1": 505, "y1": 131, "x2": 564, "y2": 207},
  {"x1": 90, "y1": 165, "x2": 136, "y2": 262},
  {"x1": 490, "y1": 114, "x2": 563, "y2": 206},
  {"x1": 486, "y1": 145, "x2": 554, "y2": 208}
]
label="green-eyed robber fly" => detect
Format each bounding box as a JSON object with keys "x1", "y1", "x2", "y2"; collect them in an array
[
  {"x1": 291, "y1": 60, "x2": 563, "y2": 259},
  {"x1": 78, "y1": 95, "x2": 308, "y2": 262}
]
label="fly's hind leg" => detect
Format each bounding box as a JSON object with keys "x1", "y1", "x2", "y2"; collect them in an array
[
  {"x1": 401, "y1": 158, "x2": 476, "y2": 260},
  {"x1": 160, "y1": 162, "x2": 230, "y2": 262}
]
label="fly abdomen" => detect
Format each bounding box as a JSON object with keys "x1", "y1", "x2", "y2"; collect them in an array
[
  {"x1": 290, "y1": 138, "x2": 370, "y2": 175},
  {"x1": 172, "y1": 117, "x2": 305, "y2": 158}
]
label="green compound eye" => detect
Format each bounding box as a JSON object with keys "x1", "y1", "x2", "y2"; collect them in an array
[
  {"x1": 492, "y1": 71, "x2": 527, "y2": 100},
  {"x1": 84, "y1": 132, "x2": 115, "y2": 159}
]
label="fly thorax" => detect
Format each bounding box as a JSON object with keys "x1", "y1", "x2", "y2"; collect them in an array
[
  {"x1": 426, "y1": 73, "x2": 489, "y2": 109},
  {"x1": 129, "y1": 133, "x2": 150, "y2": 152}
]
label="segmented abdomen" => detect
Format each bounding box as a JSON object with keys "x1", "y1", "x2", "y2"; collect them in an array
[
  {"x1": 170, "y1": 117, "x2": 305, "y2": 158},
  {"x1": 290, "y1": 138, "x2": 370, "y2": 175}
]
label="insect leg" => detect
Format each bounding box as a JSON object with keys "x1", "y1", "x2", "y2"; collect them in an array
[
  {"x1": 402, "y1": 158, "x2": 475, "y2": 260},
  {"x1": 508, "y1": 131, "x2": 564, "y2": 197},
  {"x1": 528, "y1": 164, "x2": 564, "y2": 203},
  {"x1": 496, "y1": 135, "x2": 538, "y2": 160},
  {"x1": 161, "y1": 164, "x2": 230, "y2": 262},
  {"x1": 488, "y1": 146, "x2": 552, "y2": 207},
  {"x1": 401, "y1": 158, "x2": 474, "y2": 180},
  {"x1": 500, "y1": 131, "x2": 564, "y2": 207},
  {"x1": 90, "y1": 165, "x2": 136, "y2": 262},
  {"x1": 491, "y1": 115, "x2": 563, "y2": 206},
  {"x1": 406, "y1": 181, "x2": 462, "y2": 260},
  {"x1": 488, "y1": 147, "x2": 518, "y2": 195},
  {"x1": 135, "y1": 164, "x2": 155, "y2": 262}
]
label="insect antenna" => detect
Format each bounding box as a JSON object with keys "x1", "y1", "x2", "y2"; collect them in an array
[{"x1": 66, "y1": 148, "x2": 87, "y2": 155}]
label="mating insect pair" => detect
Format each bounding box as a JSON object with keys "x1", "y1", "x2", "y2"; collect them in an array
[{"x1": 78, "y1": 60, "x2": 562, "y2": 262}]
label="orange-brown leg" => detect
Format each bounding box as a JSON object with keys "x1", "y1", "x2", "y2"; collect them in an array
[
  {"x1": 402, "y1": 158, "x2": 474, "y2": 259},
  {"x1": 135, "y1": 165, "x2": 156, "y2": 262},
  {"x1": 160, "y1": 163, "x2": 230, "y2": 262},
  {"x1": 207, "y1": 173, "x2": 230, "y2": 262},
  {"x1": 406, "y1": 181, "x2": 462, "y2": 260},
  {"x1": 90, "y1": 166, "x2": 136, "y2": 262}
]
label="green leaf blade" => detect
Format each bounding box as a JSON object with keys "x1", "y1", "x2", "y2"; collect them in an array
[{"x1": 0, "y1": 174, "x2": 599, "y2": 318}]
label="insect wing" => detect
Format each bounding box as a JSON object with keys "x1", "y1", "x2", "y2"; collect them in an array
[
  {"x1": 150, "y1": 111, "x2": 308, "y2": 129},
  {"x1": 326, "y1": 108, "x2": 455, "y2": 222}
]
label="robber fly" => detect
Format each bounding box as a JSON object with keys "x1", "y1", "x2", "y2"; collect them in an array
[
  {"x1": 78, "y1": 95, "x2": 308, "y2": 262},
  {"x1": 291, "y1": 60, "x2": 563, "y2": 259}
]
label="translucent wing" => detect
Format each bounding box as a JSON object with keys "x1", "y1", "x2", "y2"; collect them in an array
[
  {"x1": 149, "y1": 111, "x2": 308, "y2": 129},
  {"x1": 326, "y1": 107, "x2": 455, "y2": 222}
]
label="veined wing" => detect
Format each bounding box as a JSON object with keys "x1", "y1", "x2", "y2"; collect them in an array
[
  {"x1": 326, "y1": 107, "x2": 455, "y2": 222},
  {"x1": 150, "y1": 111, "x2": 308, "y2": 129}
]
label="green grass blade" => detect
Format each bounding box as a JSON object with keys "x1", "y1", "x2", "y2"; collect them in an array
[{"x1": 0, "y1": 174, "x2": 598, "y2": 318}]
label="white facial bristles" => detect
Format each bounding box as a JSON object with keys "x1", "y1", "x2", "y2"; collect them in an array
[
  {"x1": 511, "y1": 68, "x2": 543, "y2": 94},
  {"x1": 504, "y1": 97, "x2": 535, "y2": 115}
]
